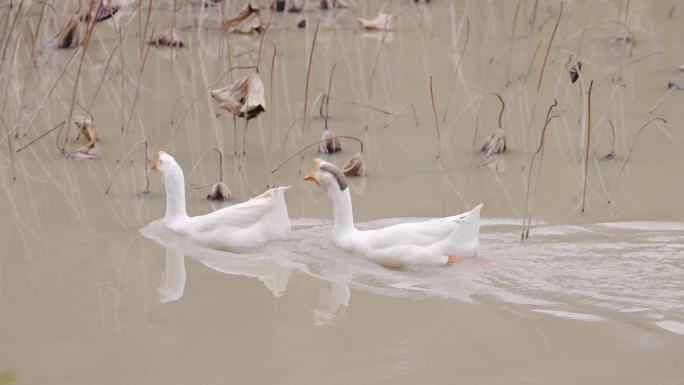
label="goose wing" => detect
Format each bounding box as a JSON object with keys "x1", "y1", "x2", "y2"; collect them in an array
[
  {"x1": 187, "y1": 189, "x2": 278, "y2": 232},
  {"x1": 365, "y1": 214, "x2": 470, "y2": 250}
]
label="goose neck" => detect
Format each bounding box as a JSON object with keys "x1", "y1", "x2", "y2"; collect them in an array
[
  {"x1": 162, "y1": 166, "x2": 188, "y2": 224},
  {"x1": 329, "y1": 187, "x2": 354, "y2": 233}
]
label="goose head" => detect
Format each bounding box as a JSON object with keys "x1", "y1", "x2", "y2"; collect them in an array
[
  {"x1": 151, "y1": 150, "x2": 181, "y2": 177},
  {"x1": 303, "y1": 158, "x2": 349, "y2": 192}
]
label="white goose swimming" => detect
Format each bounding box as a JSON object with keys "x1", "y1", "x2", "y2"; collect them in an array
[
  {"x1": 151, "y1": 151, "x2": 291, "y2": 250},
  {"x1": 304, "y1": 159, "x2": 482, "y2": 267}
]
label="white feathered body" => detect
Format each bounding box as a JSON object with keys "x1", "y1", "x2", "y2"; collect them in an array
[
  {"x1": 166, "y1": 187, "x2": 291, "y2": 251},
  {"x1": 333, "y1": 204, "x2": 482, "y2": 267},
  {"x1": 154, "y1": 151, "x2": 290, "y2": 251}
]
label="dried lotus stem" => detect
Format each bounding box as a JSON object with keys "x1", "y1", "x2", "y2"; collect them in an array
[
  {"x1": 104, "y1": 140, "x2": 151, "y2": 196},
  {"x1": 16, "y1": 121, "x2": 66, "y2": 154},
  {"x1": 648, "y1": 81, "x2": 681, "y2": 114},
  {"x1": 187, "y1": 147, "x2": 226, "y2": 186},
  {"x1": 298, "y1": 21, "x2": 320, "y2": 168},
  {"x1": 271, "y1": 136, "x2": 364, "y2": 174},
  {"x1": 430, "y1": 76, "x2": 441, "y2": 159},
  {"x1": 592, "y1": 118, "x2": 616, "y2": 159},
  {"x1": 522, "y1": 99, "x2": 560, "y2": 240},
  {"x1": 581, "y1": 80, "x2": 593, "y2": 214},
  {"x1": 608, "y1": 117, "x2": 667, "y2": 204},
  {"x1": 0, "y1": 116, "x2": 15, "y2": 181},
  {"x1": 324, "y1": 63, "x2": 338, "y2": 130}
]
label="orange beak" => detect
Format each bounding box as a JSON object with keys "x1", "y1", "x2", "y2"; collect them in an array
[
  {"x1": 303, "y1": 158, "x2": 321, "y2": 185},
  {"x1": 151, "y1": 150, "x2": 165, "y2": 171},
  {"x1": 303, "y1": 172, "x2": 318, "y2": 185}
]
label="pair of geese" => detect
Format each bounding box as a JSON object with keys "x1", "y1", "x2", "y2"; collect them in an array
[{"x1": 152, "y1": 151, "x2": 482, "y2": 268}]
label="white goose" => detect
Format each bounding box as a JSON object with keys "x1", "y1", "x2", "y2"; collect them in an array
[
  {"x1": 304, "y1": 159, "x2": 482, "y2": 267},
  {"x1": 151, "y1": 151, "x2": 291, "y2": 250}
]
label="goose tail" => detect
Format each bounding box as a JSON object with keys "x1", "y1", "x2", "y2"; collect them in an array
[{"x1": 443, "y1": 204, "x2": 482, "y2": 258}]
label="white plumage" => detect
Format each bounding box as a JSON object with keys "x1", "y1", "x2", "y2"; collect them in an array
[
  {"x1": 152, "y1": 151, "x2": 291, "y2": 251},
  {"x1": 304, "y1": 158, "x2": 482, "y2": 267}
]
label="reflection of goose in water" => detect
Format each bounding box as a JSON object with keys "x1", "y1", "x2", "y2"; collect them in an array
[
  {"x1": 144, "y1": 216, "x2": 683, "y2": 333},
  {"x1": 313, "y1": 275, "x2": 351, "y2": 326},
  {"x1": 143, "y1": 219, "x2": 354, "y2": 326},
  {"x1": 142, "y1": 220, "x2": 296, "y2": 302},
  {"x1": 158, "y1": 247, "x2": 186, "y2": 303}
]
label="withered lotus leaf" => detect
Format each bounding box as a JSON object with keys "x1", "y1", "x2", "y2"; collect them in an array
[
  {"x1": 74, "y1": 117, "x2": 99, "y2": 143},
  {"x1": 207, "y1": 181, "x2": 232, "y2": 202},
  {"x1": 289, "y1": 0, "x2": 304, "y2": 13},
  {"x1": 320, "y1": 0, "x2": 349, "y2": 9},
  {"x1": 343, "y1": 152, "x2": 365, "y2": 177},
  {"x1": 223, "y1": 4, "x2": 264, "y2": 34},
  {"x1": 319, "y1": 130, "x2": 342, "y2": 154},
  {"x1": 271, "y1": 0, "x2": 286, "y2": 12},
  {"x1": 79, "y1": 5, "x2": 119, "y2": 23},
  {"x1": 50, "y1": 5, "x2": 119, "y2": 49},
  {"x1": 568, "y1": 61, "x2": 581, "y2": 83},
  {"x1": 481, "y1": 128, "x2": 506, "y2": 156},
  {"x1": 358, "y1": 13, "x2": 393, "y2": 31},
  {"x1": 210, "y1": 72, "x2": 266, "y2": 120},
  {"x1": 49, "y1": 17, "x2": 81, "y2": 49},
  {"x1": 147, "y1": 29, "x2": 184, "y2": 47},
  {"x1": 67, "y1": 142, "x2": 98, "y2": 160}
]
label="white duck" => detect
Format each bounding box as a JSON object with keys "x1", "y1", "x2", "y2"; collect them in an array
[
  {"x1": 303, "y1": 159, "x2": 482, "y2": 267},
  {"x1": 151, "y1": 151, "x2": 290, "y2": 250}
]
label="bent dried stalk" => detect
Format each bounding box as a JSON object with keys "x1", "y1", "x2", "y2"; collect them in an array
[
  {"x1": 0, "y1": 116, "x2": 15, "y2": 181},
  {"x1": 441, "y1": 17, "x2": 469, "y2": 122},
  {"x1": 608, "y1": 118, "x2": 667, "y2": 204},
  {"x1": 104, "y1": 140, "x2": 151, "y2": 196},
  {"x1": 187, "y1": 147, "x2": 232, "y2": 202},
  {"x1": 298, "y1": 21, "x2": 320, "y2": 167},
  {"x1": 439, "y1": 92, "x2": 505, "y2": 158},
  {"x1": 383, "y1": 103, "x2": 418, "y2": 128},
  {"x1": 592, "y1": 118, "x2": 616, "y2": 159},
  {"x1": 271, "y1": 135, "x2": 364, "y2": 174},
  {"x1": 364, "y1": 26, "x2": 390, "y2": 129},
  {"x1": 429, "y1": 76, "x2": 441, "y2": 158},
  {"x1": 323, "y1": 63, "x2": 337, "y2": 129},
  {"x1": 522, "y1": 100, "x2": 560, "y2": 241},
  {"x1": 581, "y1": 80, "x2": 593, "y2": 214},
  {"x1": 16, "y1": 121, "x2": 66, "y2": 153}
]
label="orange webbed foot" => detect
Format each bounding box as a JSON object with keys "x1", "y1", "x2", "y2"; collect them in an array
[{"x1": 447, "y1": 255, "x2": 461, "y2": 265}]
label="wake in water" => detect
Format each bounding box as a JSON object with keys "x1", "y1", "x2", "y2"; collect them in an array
[{"x1": 141, "y1": 218, "x2": 684, "y2": 333}]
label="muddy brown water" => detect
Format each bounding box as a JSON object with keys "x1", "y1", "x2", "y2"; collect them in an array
[{"x1": 0, "y1": 1, "x2": 683, "y2": 384}]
